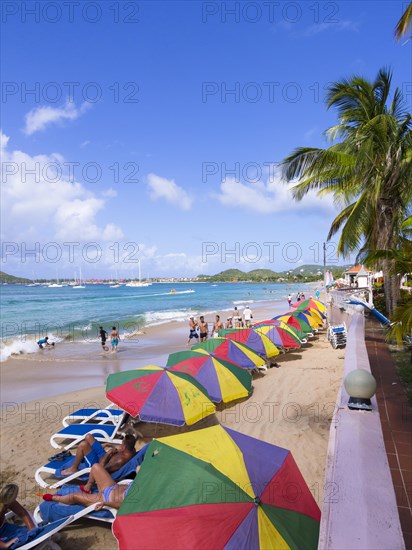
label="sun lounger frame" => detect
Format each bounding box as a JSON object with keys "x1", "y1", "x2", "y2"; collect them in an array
[
  {"x1": 49, "y1": 422, "x2": 124, "y2": 450},
  {"x1": 62, "y1": 404, "x2": 124, "y2": 427}
]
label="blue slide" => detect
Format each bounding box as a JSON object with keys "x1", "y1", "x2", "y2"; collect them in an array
[{"x1": 344, "y1": 299, "x2": 392, "y2": 326}]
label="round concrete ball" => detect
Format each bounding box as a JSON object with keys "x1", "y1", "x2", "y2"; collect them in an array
[
  {"x1": 355, "y1": 305, "x2": 364, "y2": 313},
  {"x1": 344, "y1": 369, "x2": 377, "y2": 399}
]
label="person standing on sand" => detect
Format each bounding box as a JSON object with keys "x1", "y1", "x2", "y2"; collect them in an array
[
  {"x1": 99, "y1": 326, "x2": 108, "y2": 351},
  {"x1": 111, "y1": 326, "x2": 120, "y2": 352},
  {"x1": 243, "y1": 306, "x2": 253, "y2": 328},
  {"x1": 232, "y1": 306, "x2": 241, "y2": 328},
  {"x1": 226, "y1": 317, "x2": 233, "y2": 329},
  {"x1": 213, "y1": 315, "x2": 224, "y2": 337},
  {"x1": 187, "y1": 317, "x2": 199, "y2": 346},
  {"x1": 198, "y1": 316, "x2": 208, "y2": 343},
  {"x1": 287, "y1": 294, "x2": 292, "y2": 307}
]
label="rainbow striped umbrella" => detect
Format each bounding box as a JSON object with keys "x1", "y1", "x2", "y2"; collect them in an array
[
  {"x1": 274, "y1": 314, "x2": 313, "y2": 339},
  {"x1": 166, "y1": 351, "x2": 252, "y2": 403},
  {"x1": 304, "y1": 307, "x2": 326, "y2": 322},
  {"x1": 113, "y1": 425, "x2": 321, "y2": 549},
  {"x1": 291, "y1": 310, "x2": 322, "y2": 329},
  {"x1": 106, "y1": 366, "x2": 215, "y2": 426},
  {"x1": 255, "y1": 325, "x2": 302, "y2": 349},
  {"x1": 218, "y1": 328, "x2": 280, "y2": 359},
  {"x1": 192, "y1": 338, "x2": 266, "y2": 370},
  {"x1": 292, "y1": 299, "x2": 325, "y2": 313}
]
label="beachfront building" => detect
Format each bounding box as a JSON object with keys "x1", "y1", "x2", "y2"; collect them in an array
[{"x1": 344, "y1": 265, "x2": 372, "y2": 288}]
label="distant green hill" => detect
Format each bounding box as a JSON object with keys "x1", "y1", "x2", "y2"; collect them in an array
[
  {"x1": 0, "y1": 271, "x2": 32, "y2": 284},
  {"x1": 208, "y1": 268, "x2": 281, "y2": 282},
  {"x1": 203, "y1": 264, "x2": 349, "y2": 282}
]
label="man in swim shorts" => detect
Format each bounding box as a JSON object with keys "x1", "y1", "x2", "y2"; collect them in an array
[
  {"x1": 60, "y1": 433, "x2": 136, "y2": 483},
  {"x1": 198, "y1": 316, "x2": 208, "y2": 342},
  {"x1": 111, "y1": 326, "x2": 119, "y2": 352},
  {"x1": 187, "y1": 317, "x2": 199, "y2": 345}
]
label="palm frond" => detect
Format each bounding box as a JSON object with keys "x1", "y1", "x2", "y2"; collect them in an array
[{"x1": 395, "y1": 1, "x2": 412, "y2": 41}]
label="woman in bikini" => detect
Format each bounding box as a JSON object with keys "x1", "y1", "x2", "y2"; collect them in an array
[{"x1": 42, "y1": 463, "x2": 139, "y2": 510}]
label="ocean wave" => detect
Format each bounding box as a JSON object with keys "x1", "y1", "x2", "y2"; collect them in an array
[
  {"x1": 0, "y1": 338, "x2": 39, "y2": 362},
  {"x1": 0, "y1": 332, "x2": 66, "y2": 362},
  {"x1": 143, "y1": 309, "x2": 196, "y2": 327},
  {"x1": 232, "y1": 300, "x2": 254, "y2": 306}
]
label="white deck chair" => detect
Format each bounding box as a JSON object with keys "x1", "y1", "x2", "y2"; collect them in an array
[
  {"x1": 49, "y1": 422, "x2": 123, "y2": 450},
  {"x1": 62, "y1": 405, "x2": 125, "y2": 427},
  {"x1": 33, "y1": 480, "x2": 130, "y2": 526}
]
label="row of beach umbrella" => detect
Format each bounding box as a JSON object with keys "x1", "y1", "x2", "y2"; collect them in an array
[
  {"x1": 105, "y1": 299, "x2": 326, "y2": 427},
  {"x1": 109, "y1": 298, "x2": 326, "y2": 549}
]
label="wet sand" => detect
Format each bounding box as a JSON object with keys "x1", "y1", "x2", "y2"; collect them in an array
[{"x1": 1, "y1": 300, "x2": 288, "y2": 404}]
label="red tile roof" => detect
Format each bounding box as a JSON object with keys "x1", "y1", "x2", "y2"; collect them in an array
[{"x1": 345, "y1": 264, "x2": 371, "y2": 274}]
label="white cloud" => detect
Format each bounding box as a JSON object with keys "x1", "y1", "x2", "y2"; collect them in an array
[
  {"x1": 23, "y1": 101, "x2": 91, "y2": 135},
  {"x1": 102, "y1": 188, "x2": 117, "y2": 198},
  {"x1": 304, "y1": 20, "x2": 359, "y2": 37},
  {"x1": 147, "y1": 173, "x2": 192, "y2": 210},
  {"x1": 0, "y1": 132, "x2": 123, "y2": 244},
  {"x1": 215, "y1": 170, "x2": 336, "y2": 215}
]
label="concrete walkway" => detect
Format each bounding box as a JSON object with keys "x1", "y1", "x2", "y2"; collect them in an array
[{"x1": 365, "y1": 322, "x2": 412, "y2": 550}]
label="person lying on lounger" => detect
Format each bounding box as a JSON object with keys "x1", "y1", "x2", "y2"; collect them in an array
[
  {"x1": 43, "y1": 463, "x2": 139, "y2": 510},
  {"x1": 0, "y1": 484, "x2": 36, "y2": 549},
  {"x1": 61, "y1": 433, "x2": 137, "y2": 491}
]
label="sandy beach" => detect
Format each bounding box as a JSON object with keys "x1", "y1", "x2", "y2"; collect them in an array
[{"x1": 0, "y1": 297, "x2": 344, "y2": 549}]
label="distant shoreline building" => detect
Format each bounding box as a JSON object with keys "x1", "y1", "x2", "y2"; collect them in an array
[{"x1": 344, "y1": 265, "x2": 372, "y2": 288}]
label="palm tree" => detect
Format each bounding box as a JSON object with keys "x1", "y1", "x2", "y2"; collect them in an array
[
  {"x1": 281, "y1": 68, "x2": 412, "y2": 315},
  {"x1": 364, "y1": 219, "x2": 412, "y2": 342},
  {"x1": 395, "y1": 1, "x2": 412, "y2": 41}
]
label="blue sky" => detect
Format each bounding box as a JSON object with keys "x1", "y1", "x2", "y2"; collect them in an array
[{"x1": 1, "y1": 0, "x2": 410, "y2": 278}]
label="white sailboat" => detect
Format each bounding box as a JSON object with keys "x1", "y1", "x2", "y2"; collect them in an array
[
  {"x1": 73, "y1": 268, "x2": 86, "y2": 289},
  {"x1": 109, "y1": 270, "x2": 122, "y2": 288},
  {"x1": 48, "y1": 274, "x2": 63, "y2": 288},
  {"x1": 125, "y1": 261, "x2": 151, "y2": 287}
]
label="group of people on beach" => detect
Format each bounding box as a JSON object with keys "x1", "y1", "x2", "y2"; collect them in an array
[
  {"x1": 37, "y1": 326, "x2": 120, "y2": 355},
  {"x1": 187, "y1": 305, "x2": 253, "y2": 345},
  {"x1": 98, "y1": 326, "x2": 120, "y2": 352}
]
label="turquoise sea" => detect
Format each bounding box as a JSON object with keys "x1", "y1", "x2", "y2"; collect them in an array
[{"x1": 0, "y1": 281, "x2": 316, "y2": 361}]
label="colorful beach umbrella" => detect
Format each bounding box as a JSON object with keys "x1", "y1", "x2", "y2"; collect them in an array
[
  {"x1": 289, "y1": 310, "x2": 322, "y2": 330},
  {"x1": 291, "y1": 310, "x2": 323, "y2": 329},
  {"x1": 274, "y1": 314, "x2": 313, "y2": 339},
  {"x1": 166, "y1": 352, "x2": 252, "y2": 403},
  {"x1": 304, "y1": 307, "x2": 326, "y2": 322},
  {"x1": 217, "y1": 328, "x2": 280, "y2": 359},
  {"x1": 255, "y1": 325, "x2": 301, "y2": 349},
  {"x1": 106, "y1": 366, "x2": 215, "y2": 426},
  {"x1": 192, "y1": 338, "x2": 266, "y2": 370},
  {"x1": 292, "y1": 299, "x2": 326, "y2": 313},
  {"x1": 113, "y1": 425, "x2": 321, "y2": 549}
]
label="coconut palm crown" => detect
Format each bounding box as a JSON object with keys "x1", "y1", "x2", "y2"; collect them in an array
[{"x1": 281, "y1": 68, "x2": 412, "y2": 315}]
